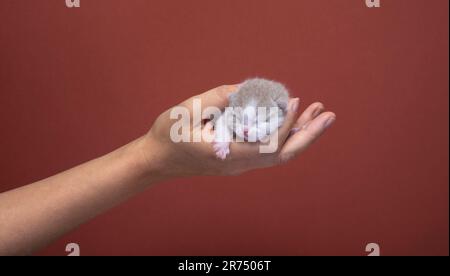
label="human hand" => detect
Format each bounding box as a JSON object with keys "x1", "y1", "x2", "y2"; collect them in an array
[{"x1": 142, "y1": 84, "x2": 336, "y2": 178}]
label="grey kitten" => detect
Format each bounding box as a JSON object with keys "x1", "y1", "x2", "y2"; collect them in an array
[{"x1": 213, "y1": 78, "x2": 290, "y2": 159}]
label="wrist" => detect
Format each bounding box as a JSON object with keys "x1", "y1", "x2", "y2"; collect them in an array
[{"x1": 131, "y1": 134, "x2": 173, "y2": 183}]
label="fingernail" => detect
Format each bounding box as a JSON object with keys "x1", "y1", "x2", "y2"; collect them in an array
[
  {"x1": 290, "y1": 98, "x2": 300, "y2": 113},
  {"x1": 323, "y1": 116, "x2": 336, "y2": 129},
  {"x1": 312, "y1": 106, "x2": 323, "y2": 118}
]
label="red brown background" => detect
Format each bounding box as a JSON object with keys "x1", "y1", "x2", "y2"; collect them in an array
[{"x1": 0, "y1": 0, "x2": 448, "y2": 256}]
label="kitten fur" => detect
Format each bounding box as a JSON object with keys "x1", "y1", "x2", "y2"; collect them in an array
[
  {"x1": 229, "y1": 78, "x2": 289, "y2": 111},
  {"x1": 213, "y1": 78, "x2": 290, "y2": 160}
]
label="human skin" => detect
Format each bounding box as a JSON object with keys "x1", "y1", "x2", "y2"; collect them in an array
[{"x1": 0, "y1": 84, "x2": 336, "y2": 255}]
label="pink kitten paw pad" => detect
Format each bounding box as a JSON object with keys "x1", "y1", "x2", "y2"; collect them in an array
[{"x1": 213, "y1": 142, "x2": 230, "y2": 160}]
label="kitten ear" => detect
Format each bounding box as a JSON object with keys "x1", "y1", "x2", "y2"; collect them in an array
[{"x1": 274, "y1": 96, "x2": 289, "y2": 111}]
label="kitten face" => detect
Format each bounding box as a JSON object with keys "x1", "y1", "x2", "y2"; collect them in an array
[
  {"x1": 231, "y1": 103, "x2": 285, "y2": 141},
  {"x1": 226, "y1": 78, "x2": 289, "y2": 141}
]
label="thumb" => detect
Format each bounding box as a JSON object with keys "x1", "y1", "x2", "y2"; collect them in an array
[{"x1": 197, "y1": 84, "x2": 239, "y2": 111}]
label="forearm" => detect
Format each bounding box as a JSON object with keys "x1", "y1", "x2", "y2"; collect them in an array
[
  {"x1": 0, "y1": 135, "x2": 167, "y2": 255},
  {"x1": 0, "y1": 84, "x2": 335, "y2": 256}
]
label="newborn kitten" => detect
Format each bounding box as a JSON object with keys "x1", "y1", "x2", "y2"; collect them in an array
[{"x1": 213, "y1": 78, "x2": 290, "y2": 159}]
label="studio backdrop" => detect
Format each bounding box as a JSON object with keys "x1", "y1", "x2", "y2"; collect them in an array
[{"x1": 0, "y1": 0, "x2": 448, "y2": 256}]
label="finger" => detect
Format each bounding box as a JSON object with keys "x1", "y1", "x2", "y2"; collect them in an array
[
  {"x1": 279, "y1": 112, "x2": 336, "y2": 162},
  {"x1": 293, "y1": 102, "x2": 325, "y2": 130},
  {"x1": 276, "y1": 98, "x2": 301, "y2": 144},
  {"x1": 177, "y1": 84, "x2": 239, "y2": 124}
]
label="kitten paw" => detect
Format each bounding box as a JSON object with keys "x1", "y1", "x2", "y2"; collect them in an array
[{"x1": 213, "y1": 142, "x2": 230, "y2": 160}]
